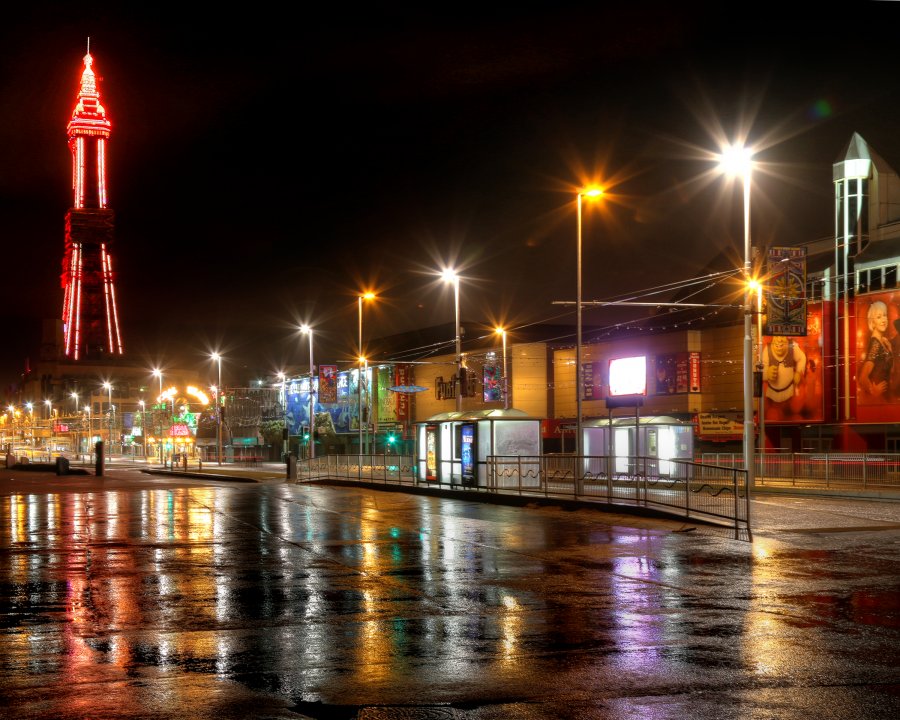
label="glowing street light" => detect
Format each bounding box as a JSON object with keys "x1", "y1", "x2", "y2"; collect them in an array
[
  {"x1": 495, "y1": 327, "x2": 509, "y2": 410},
  {"x1": 358, "y1": 292, "x2": 375, "y2": 455},
  {"x1": 576, "y1": 187, "x2": 603, "y2": 459},
  {"x1": 300, "y1": 325, "x2": 315, "y2": 459},
  {"x1": 211, "y1": 352, "x2": 223, "y2": 465},
  {"x1": 152, "y1": 368, "x2": 164, "y2": 401},
  {"x1": 717, "y1": 142, "x2": 755, "y2": 519},
  {"x1": 441, "y1": 268, "x2": 463, "y2": 412}
]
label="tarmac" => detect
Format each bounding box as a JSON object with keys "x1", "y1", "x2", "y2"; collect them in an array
[{"x1": 3, "y1": 459, "x2": 900, "y2": 540}]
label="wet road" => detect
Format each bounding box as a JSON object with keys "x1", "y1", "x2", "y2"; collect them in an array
[{"x1": 1, "y1": 469, "x2": 899, "y2": 719}]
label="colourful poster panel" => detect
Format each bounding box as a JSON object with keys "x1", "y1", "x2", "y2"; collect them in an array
[
  {"x1": 582, "y1": 361, "x2": 602, "y2": 399},
  {"x1": 761, "y1": 303, "x2": 823, "y2": 423},
  {"x1": 655, "y1": 353, "x2": 699, "y2": 394},
  {"x1": 765, "y1": 246, "x2": 807, "y2": 336},
  {"x1": 483, "y1": 365, "x2": 501, "y2": 402},
  {"x1": 395, "y1": 365, "x2": 412, "y2": 421},
  {"x1": 319, "y1": 365, "x2": 338, "y2": 403},
  {"x1": 856, "y1": 291, "x2": 900, "y2": 420}
]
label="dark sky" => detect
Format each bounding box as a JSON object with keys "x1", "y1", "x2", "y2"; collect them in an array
[{"x1": 3, "y1": 3, "x2": 900, "y2": 390}]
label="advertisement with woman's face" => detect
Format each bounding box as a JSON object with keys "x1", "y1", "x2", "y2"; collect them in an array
[
  {"x1": 856, "y1": 291, "x2": 900, "y2": 421},
  {"x1": 761, "y1": 304, "x2": 823, "y2": 423}
]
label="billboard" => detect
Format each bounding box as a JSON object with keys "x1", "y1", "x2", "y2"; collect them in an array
[
  {"x1": 855, "y1": 291, "x2": 900, "y2": 421},
  {"x1": 765, "y1": 246, "x2": 807, "y2": 336},
  {"x1": 608, "y1": 356, "x2": 646, "y2": 396},
  {"x1": 761, "y1": 303, "x2": 824, "y2": 423}
]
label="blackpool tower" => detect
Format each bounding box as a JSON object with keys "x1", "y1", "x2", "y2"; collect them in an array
[{"x1": 60, "y1": 44, "x2": 124, "y2": 361}]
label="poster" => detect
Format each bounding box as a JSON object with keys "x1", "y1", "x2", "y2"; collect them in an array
[
  {"x1": 765, "y1": 246, "x2": 807, "y2": 336},
  {"x1": 483, "y1": 365, "x2": 501, "y2": 402},
  {"x1": 761, "y1": 303, "x2": 823, "y2": 423},
  {"x1": 855, "y1": 291, "x2": 900, "y2": 421},
  {"x1": 319, "y1": 364, "x2": 337, "y2": 403}
]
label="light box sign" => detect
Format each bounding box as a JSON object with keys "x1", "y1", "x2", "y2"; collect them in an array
[{"x1": 608, "y1": 355, "x2": 647, "y2": 396}]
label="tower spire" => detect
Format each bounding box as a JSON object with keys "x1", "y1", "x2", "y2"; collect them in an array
[{"x1": 60, "y1": 48, "x2": 124, "y2": 361}]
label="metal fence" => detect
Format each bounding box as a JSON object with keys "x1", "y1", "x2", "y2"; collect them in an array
[
  {"x1": 295, "y1": 453, "x2": 750, "y2": 538},
  {"x1": 702, "y1": 452, "x2": 900, "y2": 489}
]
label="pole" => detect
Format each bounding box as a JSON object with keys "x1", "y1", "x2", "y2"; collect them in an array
[
  {"x1": 281, "y1": 375, "x2": 288, "y2": 461},
  {"x1": 308, "y1": 329, "x2": 316, "y2": 459},
  {"x1": 216, "y1": 357, "x2": 222, "y2": 465},
  {"x1": 358, "y1": 296, "x2": 364, "y2": 456},
  {"x1": 576, "y1": 192, "x2": 584, "y2": 459},
  {"x1": 454, "y1": 276, "x2": 462, "y2": 412},
  {"x1": 757, "y1": 287, "x2": 765, "y2": 459},
  {"x1": 742, "y1": 169, "x2": 755, "y2": 524},
  {"x1": 500, "y1": 329, "x2": 509, "y2": 410}
]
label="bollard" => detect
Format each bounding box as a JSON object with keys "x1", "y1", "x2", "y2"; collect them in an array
[{"x1": 95, "y1": 441, "x2": 105, "y2": 477}]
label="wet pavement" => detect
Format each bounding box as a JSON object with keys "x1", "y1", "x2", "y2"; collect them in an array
[{"x1": 1, "y1": 465, "x2": 899, "y2": 719}]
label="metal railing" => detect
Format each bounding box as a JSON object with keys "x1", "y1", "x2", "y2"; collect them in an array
[
  {"x1": 294, "y1": 453, "x2": 749, "y2": 538},
  {"x1": 702, "y1": 452, "x2": 900, "y2": 489}
]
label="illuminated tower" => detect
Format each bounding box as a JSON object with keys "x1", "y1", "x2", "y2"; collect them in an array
[{"x1": 60, "y1": 44, "x2": 124, "y2": 360}]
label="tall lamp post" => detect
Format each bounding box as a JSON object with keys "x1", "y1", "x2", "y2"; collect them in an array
[
  {"x1": 576, "y1": 188, "x2": 603, "y2": 459},
  {"x1": 358, "y1": 292, "x2": 375, "y2": 455},
  {"x1": 300, "y1": 325, "x2": 315, "y2": 459},
  {"x1": 717, "y1": 143, "x2": 755, "y2": 519},
  {"x1": 277, "y1": 371, "x2": 288, "y2": 461},
  {"x1": 211, "y1": 352, "x2": 223, "y2": 465},
  {"x1": 138, "y1": 400, "x2": 146, "y2": 459},
  {"x1": 441, "y1": 268, "x2": 462, "y2": 412},
  {"x1": 103, "y1": 382, "x2": 112, "y2": 452},
  {"x1": 495, "y1": 327, "x2": 509, "y2": 409},
  {"x1": 71, "y1": 392, "x2": 80, "y2": 458}
]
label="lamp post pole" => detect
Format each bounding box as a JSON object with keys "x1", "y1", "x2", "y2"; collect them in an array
[
  {"x1": 495, "y1": 327, "x2": 509, "y2": 409},
  {"x1": 212, "y1": 353, "x2": 222, "y2": 465},
  {"x1": 278, "y1": 372, "x2": 287, "y2": 461},
  {"x1": 576, "y1": 189, "x2": 603, "y2": 460},
  {"x1": 718, "y1": 144, "x2": 755, "y2": 526},
  {"x1": 71, "y1": 392, "x2": 79, "y2": 458},
  {"x1": 139, "y1": 400, "x2": 146, "y2": 460},
  {"x1": 301, "y1": 325, "x2": 315, "y2": 459},
  {"x1": 441, "y1": 269, "x2": 462, "y2": 412},
  {"x1": 103, "y1": 382, "x2": 112, "y2": 453},
  {"x1": 358, "y1": 293, "x2": 374, "y2": 456}
]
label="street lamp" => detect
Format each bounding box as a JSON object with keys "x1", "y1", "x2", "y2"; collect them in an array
[
  {"x1": 103, "y1": 382, "x2": 112, "y2": 450},
  {"x1": 300, "y1": 325, "x2": 315, "y2": 459},
  {"x1": 139, "y1": 400, "x2": 146, "y2": 459},
  {"x1": 717, "y1": 142, "x2": 755, "y2": 518},
  {"x1": 576, "y1": 188, "x2": 603, "y2": 460},
  {"x1": 358, "y1": 292, "x2": 375, "y2": 455},
  {"x1": 277, "y1": 371, "x2": 288, "y2": 461},
  {"x1": 441, "y1": 268, "x2": 462, "y2": 412},
  {"x1": 495, "y1": 327, "x2": 509, "y2": 410},
  {"x1": 152, "y1": 368, "x2": 164, "y2": 401},
  {"x1": 211, "y1": 352, "x2": 223, "y2": 465}
]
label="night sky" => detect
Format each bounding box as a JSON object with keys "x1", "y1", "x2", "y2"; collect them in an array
[{"x1": 3, "y1": 3, "x2": 900, "y2": 391}]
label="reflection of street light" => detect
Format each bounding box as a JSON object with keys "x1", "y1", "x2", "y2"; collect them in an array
[
  {"x1": 441, "y1": 268, "x2": 462, "y2": 412},
  {"x1": 358, "y1": 292, "x2": 375, "y2": 455},
  {"x1": 576, "y1": 188, "x2": 603, "y2": 459},
  {"x1": 495, "y1": 327, "x2": 509, "y2": 410},
  {"x1": 71, "y1": 392, "x2": 80, "y2": 457},
  {"x1": 717, "y1": 142, "x2": 755, "y2": 518},
  {"x1": 300, "y1": 325, "x2": 315, "y2": 459},
  {"x1": 211, "y1": 352, "x2": 223, "y2": 465}
]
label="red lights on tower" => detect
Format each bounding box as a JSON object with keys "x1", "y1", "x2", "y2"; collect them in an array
[{"x1": 60, "y1": 43, "x2": 124, "y2": 360}]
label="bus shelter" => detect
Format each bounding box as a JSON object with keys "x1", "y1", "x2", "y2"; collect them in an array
[
  {"x1": 583, "y1": 414, "x2": 694, "y2": 476},
  {"x1": 415, "y1": 409, "x2": 541, "y2": 487}
]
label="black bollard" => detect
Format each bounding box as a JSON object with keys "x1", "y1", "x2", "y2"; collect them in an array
[{"x1": 95, "y1": 441, "x2": 105, "y2": 476}]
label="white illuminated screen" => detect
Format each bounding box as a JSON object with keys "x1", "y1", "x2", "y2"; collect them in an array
[{"x1": 608, "y1": 356, "x2": 647, "y2": 396}]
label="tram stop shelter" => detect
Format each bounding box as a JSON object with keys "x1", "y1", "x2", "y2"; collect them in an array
[{"x1": 415, "y1": 409, "x2": 542, "y2": 487}]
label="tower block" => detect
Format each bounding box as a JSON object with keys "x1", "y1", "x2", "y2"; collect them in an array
[{"x1": 61, "y1": 47, "x2": 123, "y2": 360}]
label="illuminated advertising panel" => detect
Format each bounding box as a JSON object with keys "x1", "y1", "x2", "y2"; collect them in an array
[
  {"x1": 855, "y1": 292, "x2": 900, "y2": 422},
  {"x1": 483, "y1": 365, "x2": 501, "y2": 402},
  {"x1": 608, "y1": 356, "x2": 647, "y2": 396},
  {"x1": 762, "y1": 302, "x2": 824, "y2": 423},
  {"x1": 460, "y1": 422, "x2": 475, "y2": 482},
  {"x1": 425, "y1": 425, "x2": 438, "y2": 481}
]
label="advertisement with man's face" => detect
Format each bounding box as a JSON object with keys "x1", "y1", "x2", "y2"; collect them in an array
[{"x1": 762, "y1": 304, "x2": 824, "y2": 423}]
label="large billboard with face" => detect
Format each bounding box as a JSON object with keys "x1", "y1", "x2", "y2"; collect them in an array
[{"x1": 855, "y1": 291, "x2": 900, "y2": 422}]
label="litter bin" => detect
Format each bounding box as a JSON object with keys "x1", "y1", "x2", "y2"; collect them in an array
[{"x1": 56, "y1": 456, "x2": 70, "y2": 476}]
